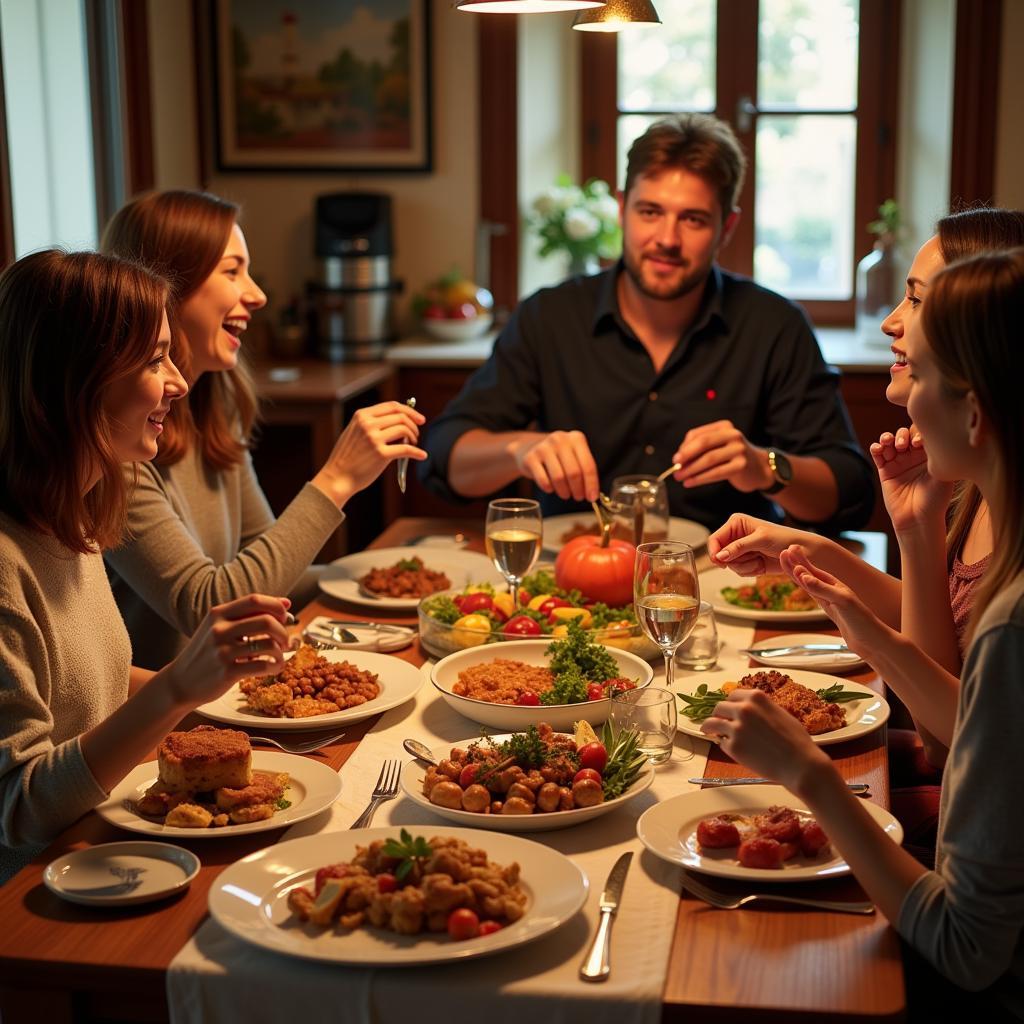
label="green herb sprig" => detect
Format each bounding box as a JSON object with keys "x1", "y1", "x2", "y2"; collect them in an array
[
  {"x1": 600, "y1": 718, "x2": 648, "y2": 799},
  {"x1": 677, "y1": 682, "x2": 872, "y2": 723},
  {"x1": 381, "y1": 829, "x2": 433, "y2": 883},
  {"x1": 499, "y1": 725, "x2": 549, "y2": 768},
  {"x1": 547, "y1": 620, "x2": 618, "y2": 684}
]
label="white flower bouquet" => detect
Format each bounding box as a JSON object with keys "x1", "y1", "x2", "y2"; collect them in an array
[{"x1": 528, "y1": 175, "x2": 621, "y2": 273}]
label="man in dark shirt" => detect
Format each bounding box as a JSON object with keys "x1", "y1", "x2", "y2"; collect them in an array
[{"x1": 420, "y1": 114, "x2": 873, "y2": 533}]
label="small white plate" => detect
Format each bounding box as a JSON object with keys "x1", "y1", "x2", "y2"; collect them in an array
[
  {"x1": 541, "y1": 513, "x2": 709, "y2": 554},
  {"x1": 400, "y1": 734, "x2": 655, "y2": 832},
  {"x1": 196, "y1": 649, "x2": 422, "y2": 731},
  {"x1": 209, "y1": 826, "x2": 588, "y2": 966},
  {"x1": 701, "y1": 566, "x2": 831, "y2": 623},
  {"x1": 746, "y1": 632, "x2": 866, "y2": 673},
  {"x1": 637, "y1": 785, "x2": 903, "y2": 881},
  {"x1": 96, "y1": 751, "x2": 341, "y2": 838},
  {"x1": 319, "y1": 547, "x2": 504, "y2": 610},
  {"x1": 44, "y1": 841, "x2": 200, "y2": 906},
  {"x1": 676, "y1": 667, "x2": 889, "y2": 747}
]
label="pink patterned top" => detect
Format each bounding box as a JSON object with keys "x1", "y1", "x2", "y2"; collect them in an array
[{"x1": 949, "y1": 552, "x2": 991, "y2": 656}]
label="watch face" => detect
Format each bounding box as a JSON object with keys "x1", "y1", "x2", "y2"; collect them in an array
[{"x1": 773, "y1": 450, "x2": 793, "y2": 483}]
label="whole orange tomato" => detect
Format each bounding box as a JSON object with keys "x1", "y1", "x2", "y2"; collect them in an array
[{"x1": 554, "y1": 536, "x2": 635, "y2": 607}]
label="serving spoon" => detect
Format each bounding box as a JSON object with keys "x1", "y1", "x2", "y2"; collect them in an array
[{"x1": 403, "y1": 738, "x2": 439, "y2": 766}]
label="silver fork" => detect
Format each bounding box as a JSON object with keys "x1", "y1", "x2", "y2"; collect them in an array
[
  {"x1": 679, "y1": 870, "x2": 875, "y2": 915},
  {"x1": 350, "y1": 759, "x2": 401, "y2": 829},
  {"x1": 248, "y1": 731, "x2": 346, "y2": 754}
]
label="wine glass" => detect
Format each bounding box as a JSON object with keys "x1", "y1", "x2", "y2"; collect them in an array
[
  {"x1": 634, "y1": 541, "x2": 700, "y2": 690},
  {"x1": 485, "y1": 498, "x2": 542, "y2": 610}
]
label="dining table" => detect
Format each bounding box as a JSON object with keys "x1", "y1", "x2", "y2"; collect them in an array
[{"x1": 0, "y1": 517, "x2": 905, "y2": 1024}]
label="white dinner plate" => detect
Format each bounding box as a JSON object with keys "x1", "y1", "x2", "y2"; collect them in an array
[
  {"x1": 319, "y1": 547, "x2": 504, "y2": 610},
  {"x1": 96, "y1": 751, "x2": 341, "y2": 838},
  {"x1": 638, "y1": 785, "x2": 902, "y2": 881},
  {"x1": 208, "y1": 826, "x2": 588, "y2": 965},
  {"x1": 701, "y1": 566, "x2": 831, "y2": 623},
  {"x1": 196, "y1": 648, "x2": 422, "y2": 731},
  {"x1": 675, "y1": 667, "x2": 889, "y2": 747},
  {"x1": 399, "y1": 734, "x2": 655, "y2": 832},
  {"x1": 43, "y1": 841, "x2": 200, "y2": 907},
  {"x1": 745, "y1": 632, "x2": 866, "y2": 673},
  {"x1": 541, "y1": 513, "x2": 709, "y2": 554}
]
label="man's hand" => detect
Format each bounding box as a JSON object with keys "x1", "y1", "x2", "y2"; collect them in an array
[
  {"x1": 672, "y1": 420, "x2": 773, "y2": 492},
  {"x1": 509, "y1": 430, "x2": 599, "y2": 503}
]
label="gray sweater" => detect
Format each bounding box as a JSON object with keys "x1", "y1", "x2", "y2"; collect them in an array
[
  {"x1": 0, "y1": 513, "x2": 130, "y2": 881},
  {"x1": 898, "y1": 571, "x2": 1024, "y2": 1013},
  {"x1": 106, "y1": 447, "x2": 343, "y2": 670}
]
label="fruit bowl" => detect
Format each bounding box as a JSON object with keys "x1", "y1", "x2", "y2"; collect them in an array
[{"x1": 422, "y1": 312, "x2": 494, "y2": 342}]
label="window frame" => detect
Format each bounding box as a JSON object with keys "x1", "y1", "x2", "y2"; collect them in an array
[{"x1": 579, "y1": 0, "x2": 902, "y2": 326}]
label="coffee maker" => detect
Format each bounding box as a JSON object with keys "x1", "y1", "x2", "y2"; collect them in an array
[{"x1": 307, "y1": 192, "x2": 402, "y2": 361}]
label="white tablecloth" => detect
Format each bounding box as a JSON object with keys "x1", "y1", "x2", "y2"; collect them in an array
[{"x1": 167, "y1": 619, "x2": 756, "y2": 1024}]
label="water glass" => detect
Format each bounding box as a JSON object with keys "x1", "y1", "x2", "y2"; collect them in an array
[
  {"x1": 676, "y1": 601, "x2": 720, "y2": 670},
  {"x1": 610, "y1": 475, "x2": 669, "y2": 546},
  {"x1": 485, "y1": 498, "x2": 542, "y2": 610},
  {"x1": 610, "y1": 687, "x2": 678, "y2": 765}
]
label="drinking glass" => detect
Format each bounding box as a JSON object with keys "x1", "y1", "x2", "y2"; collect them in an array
[
  {"x1": 610, "y1": 475, "x2": 670, "y2": 546},
  {"x1": 676, "y1": 600, "x2": 720, "y2": 670},
  {"x1": 485, "y1": 498, "x2": 542, "y2": 610},
  {"x1": 634, "y1": 541, "x2": 700, "y2": 690},
  {"x1": 610, "y1": 687, "x2": 678, "y2": 765}
]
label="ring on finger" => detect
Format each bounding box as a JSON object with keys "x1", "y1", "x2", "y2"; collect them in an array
[{"x1": 240, "y1": 634, "x2": 260, "y2": 655}]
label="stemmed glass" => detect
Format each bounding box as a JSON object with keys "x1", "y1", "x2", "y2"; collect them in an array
[
  {"x1": 485, "y1": 498, "x2": 542, "y2": 610},
  {"x1": 634, "y1": 541, "x2": 700, "y2": 690}
]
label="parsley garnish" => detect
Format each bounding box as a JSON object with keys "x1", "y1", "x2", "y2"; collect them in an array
[
  {"x1": 498, "y1": 725, "x2": 548, "y2": 768},
  {"x1": 381, "y1": 829, "x2": 433, "y2": 883},
  {"x1": 547, "y1": 620, "x2": 618, "y2": 683}
]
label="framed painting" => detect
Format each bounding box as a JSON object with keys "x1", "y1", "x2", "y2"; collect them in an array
[{"x1": 212, "y1": 0, "x2": 432, "y2": 172}]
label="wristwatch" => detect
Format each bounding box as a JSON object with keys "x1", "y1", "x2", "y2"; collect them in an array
[{"x1": 763, "y1": 448, "x2": 793, "y2": 495}]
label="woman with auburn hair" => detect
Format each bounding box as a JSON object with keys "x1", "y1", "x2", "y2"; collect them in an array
[
  {"x1": 101, "y1": 190, "x2": 425, "y2": 668},
  {"x1": 0, "y1": 250, "x2": 291, "y2": 881},
  {"x1": 703, "y1": 249, "x2": 1024, "y2": 1017}
]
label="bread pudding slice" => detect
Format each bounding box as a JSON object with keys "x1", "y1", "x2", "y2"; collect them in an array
[{"x1": 158, "y1": 724, "x2": 251, "y2": 793}]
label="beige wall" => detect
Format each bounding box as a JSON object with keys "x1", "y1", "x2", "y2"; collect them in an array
[{"x1": 146, "y1": 0, "x2": 478, "y2": 334}]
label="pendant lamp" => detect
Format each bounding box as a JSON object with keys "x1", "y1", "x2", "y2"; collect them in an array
[
  {"x1": 572, "y1": 0, "x2": 660, "y2": 30},
  {"x1": 456, "y1": 1, "x2": 606, "y2": 13}
]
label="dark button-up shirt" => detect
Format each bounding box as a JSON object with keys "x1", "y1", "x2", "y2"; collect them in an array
[{"x1": 420, "y1": 264, "x2": 874, "y2": 533}]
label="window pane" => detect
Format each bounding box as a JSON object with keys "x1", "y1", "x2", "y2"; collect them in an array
[
  {"x1": 754, "y1": 114, "x2": 856, "y2": 299},
  {"x1": 618, "y1": 0, "x2": 716, "y2": 114},
  {"x1": 758, "y1": 0, "x2": 858, "y2": 110},
  {"x1": 616, "y1": 113, "x2": 662, "y2": 189}
]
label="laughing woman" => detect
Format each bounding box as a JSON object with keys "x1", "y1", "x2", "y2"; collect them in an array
[
  {"x1": 703, "y1": 249, "x2": 1024, "y2": 1017},
  {"x1": 102, "y1": 191, "x2": 425, "y2": 668},
  {"x1": 0, "y1": 250, "x2": 290, "y2": 881}
]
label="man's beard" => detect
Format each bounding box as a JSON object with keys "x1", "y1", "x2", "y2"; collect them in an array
[{"x1": 623, "y1": 248, "x2": 710, "y2": 301}]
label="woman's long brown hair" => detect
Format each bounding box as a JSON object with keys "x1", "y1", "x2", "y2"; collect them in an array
[
  {"x1": 101, "y1": 190, "x2": 257, "y2": 470},
  {"x1": 922, "y1": 248, "x2": 1024, "y2": 640},
  {"x1": 0, "y1": 250, "x2": 168, "y2": 553},
  {"x1": 934, "y1": 208, "x2": 1024, "y2": 565}
]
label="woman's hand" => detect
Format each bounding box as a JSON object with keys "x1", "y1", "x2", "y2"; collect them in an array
[
  {"x1": 706, "y1": 513, "x2": 811, "y2": 576},
  {"x1": 870, "y1": 427, "x2": 954, "y2": 534},
  {"x1": 313, "y1": 401, "x2": 427, "y2": 508},
  {"x1": 164, "y1": 594, "x2": 291, "y2": 706},
  {"x1": 701, "y1": 687, "x2": 831, "y2": 794}
]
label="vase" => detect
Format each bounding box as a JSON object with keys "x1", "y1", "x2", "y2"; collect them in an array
[
  {"x1": 567, "y1": 253, "x2": 601, "y2": 278},
  {"x1": 855, "y1": 237, "x2": 900, "y2": 344}
]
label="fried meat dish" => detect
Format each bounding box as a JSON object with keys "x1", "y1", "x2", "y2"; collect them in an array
[
  {"x1": 359, "y1": 556, "x2": 450, "y2": 598},
  {"x1": 736, "y1": 670, "x2": 847, "y2": 735}
]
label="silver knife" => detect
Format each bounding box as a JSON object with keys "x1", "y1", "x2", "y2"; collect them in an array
[
  {"x1": 579, "y1": 851, "x2": 632, "y2": 983},
  {"x1": 692, "y1": 777, "x2": 870, "y2": 794},
  {"x1": 396, "y1": 396, "x2": 416, "y2": 493},
  {"x1": 739, "y1": 642, "x2": 852, "y2": 657}
]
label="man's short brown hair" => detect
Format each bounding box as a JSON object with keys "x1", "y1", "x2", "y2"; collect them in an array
[{"x1": 624, "y1": 113, "x2": 747, "y2": 219}]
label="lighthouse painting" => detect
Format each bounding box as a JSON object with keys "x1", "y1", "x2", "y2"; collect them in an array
[{"x1": 213, "y1": 0, "x2": 431, "y2": 171}]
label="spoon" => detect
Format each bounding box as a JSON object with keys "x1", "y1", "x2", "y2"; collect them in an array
[{"x1": 403, "y1": 738, "x2": 439, "y2": 766}]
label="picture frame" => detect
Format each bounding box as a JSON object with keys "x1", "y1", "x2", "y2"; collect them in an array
[{"x1": 212, "y1": 0, "x2": 432, "y2": 173}]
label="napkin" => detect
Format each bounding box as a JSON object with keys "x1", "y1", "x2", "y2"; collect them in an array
[{"x1": 167, "y1": 622, "x2": 757, "y2": 1024}]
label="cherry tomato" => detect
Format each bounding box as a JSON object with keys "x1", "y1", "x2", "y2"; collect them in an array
[
  {"x1": 478, "y1": 920, "x2": 503, "y2": 936},
  {"x1": 458, "y1": 592, "x2": 495, "y2": 615},
  {"x1": 314, "y1": 864, "x2": 349, "y2": 895},
  {"x1": 577, "y1": 741, "x2": 608, "y2": 774},
  {"x1": 737, "y1": 836, "x2": 784, "y2": 870},
  {"x1": 516, "y1": 691, "x2": 540, "y2": 706},
  {"x1": 376, "y1": 873, "x2": 398, "y2": 893},
  {"x1": 447, "y1": 907, "x2": 480, "y2": 940},
  {"x1": 573, "y1": 768, "x2": 602, "y2": 785},
  {"x1": 458, "y1": 764, "x2": 479, "y2": 787},
  {"x1": 423, "y1": 304, "x2": 447, "y2": 320},
  {"x1": 539, "y1": 596, "x2": 571, "y2": 619},
  {"x1": 503, "y1": 614, "x2": 542, "y2": 637},
  {"x1": 586, "y1": 682, "x2": 605, "y2": 702},
  {"x1": 452, "y1": 594, "x2": 467, "y2": 611}
]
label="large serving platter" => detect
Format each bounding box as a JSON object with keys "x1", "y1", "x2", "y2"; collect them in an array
[{"x1": 208, "y1": 826, "x2": 588, "y2": 965}]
